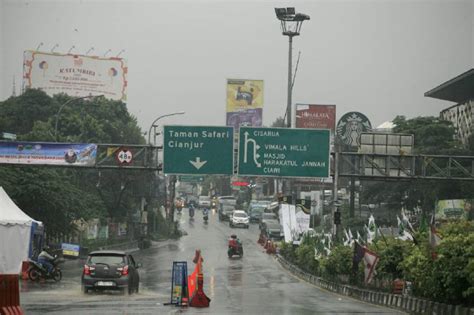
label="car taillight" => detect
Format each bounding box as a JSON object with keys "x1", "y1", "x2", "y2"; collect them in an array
[
  {"x1": 83, "y1": 265, "x2": 91, "y2": 275},
  {"x1": 119, "y1": 265, "x2": 129, "y2": 276}
]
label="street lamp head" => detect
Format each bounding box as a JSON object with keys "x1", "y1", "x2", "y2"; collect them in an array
[{"x1": 274, "y1": 7, "x2": 310, "y2": 36}]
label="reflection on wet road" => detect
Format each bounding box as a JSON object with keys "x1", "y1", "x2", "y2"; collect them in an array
[{"x1": 21, "y1": 208, "x2": 403, "y2": 314}]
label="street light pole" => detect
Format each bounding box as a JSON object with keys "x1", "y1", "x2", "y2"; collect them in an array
[
  {"x1": 287, "y1": 36, "x2": 293, "y2": 128},
  {"x1": 147, "y1": 111, "x2": 185, "y2": 145},
  {"x1": 275, "y1": 7, "x2": 310, "y2": 128},
  {"x1": 54, "y1": 95, "x2": 103, "y2": 141}
]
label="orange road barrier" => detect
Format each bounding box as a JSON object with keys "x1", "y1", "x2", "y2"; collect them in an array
[
  {"x1": 266, "y1": 241, "x2": 277, "y2": 254},
  {"x1": 189, "y1": 250, "x2": 211, "y2": 308},
  {"x1": 0, "y1": 274, "x2": 24, "y2": 315}
]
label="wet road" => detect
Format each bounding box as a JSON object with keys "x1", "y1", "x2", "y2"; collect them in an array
[{"x1": 21, "y1": 208, "x2": 403, "y2": 314}]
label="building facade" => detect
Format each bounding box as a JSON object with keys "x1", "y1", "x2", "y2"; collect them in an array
[{"x1": 425, "y1": 69, "x2": 474, "y2": 147}]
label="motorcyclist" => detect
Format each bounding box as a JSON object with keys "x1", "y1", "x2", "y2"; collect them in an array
[
  {"x1": 38, "y1": 246, "x2": 55, "y2": 275},
  {"x1": 203, "y1": 207, "x2": 209, "y2": 218},
  {"x1": 189, "y1": 204, "x2": 195, "y2": 218},
  {"x1": 228, "y1": 234, "x2": 241, "y2": 247}
]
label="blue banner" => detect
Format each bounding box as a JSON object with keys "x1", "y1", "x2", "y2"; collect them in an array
[{"x1": 0, "y1": 141, "x2": 97, "y2": 166}]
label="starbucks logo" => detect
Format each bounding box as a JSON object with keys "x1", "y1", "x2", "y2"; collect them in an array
[{"x1": 336, "y1": 112, "x2": 372, "y2": 147}]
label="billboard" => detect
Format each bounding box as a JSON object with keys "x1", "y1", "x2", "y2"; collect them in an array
[
  {"x1": 0, "y1": 142, "x2": 97, "y2": 166},
  {"x1": 23, "y1": 51, "x2": 127, "y2": 101},
  {"x1": 226, "y1": 108, "x2": 262, "y2": 131},
  {"x1": 226, "y1": 79, "x2": 263, "y2": 111},
  {"x1": 435, "y1": 199, "x2": 472, "y2": 220},
  {"x1": 226, "y1": 79, "x2": 263, "y2": 134},
  {"x1": 295, "y1": 104, "x2": 336, "y2": 131}
]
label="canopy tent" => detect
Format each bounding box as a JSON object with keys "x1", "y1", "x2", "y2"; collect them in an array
[{"x1": 0, "y1": 186, "x2": 43, "y2": 274}]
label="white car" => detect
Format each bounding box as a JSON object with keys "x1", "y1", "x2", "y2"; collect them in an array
[
  {"x1": 229, "y1": 210, "x2": 249, "y2": 228},
  {"x1": 198, "y1": 196, "x2": 211, "y2": 208}
]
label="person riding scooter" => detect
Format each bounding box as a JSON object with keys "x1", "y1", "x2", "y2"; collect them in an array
[
  {"x1": 189, "y1": 204, "x2": 195, "y2": 219},
  {"x1": 203, "y1": 207, "x2": 209, "y2": 223},
  {"x1": 228, "y1": 234, "x2": 243, "y2": 258},
  {"x1": 38, "y1": 246, "x2": 55, "y2": 275}
]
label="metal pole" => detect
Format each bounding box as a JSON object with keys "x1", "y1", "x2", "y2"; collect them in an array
[
  {"x1": 287, "y1": 36, "x2": 293, "y2": 128},
  {"x1": 147, "y1": 112, "x2": 185, "y2": 145},
  {"x1": 333, "y1": 152, "x2": 339, "y2": 237}
]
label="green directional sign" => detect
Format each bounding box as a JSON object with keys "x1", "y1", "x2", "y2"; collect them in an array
[
  {"x1": 238, "y1": 127, "x2": 330, "y2": 178},
  {"x1": 179, "y1": 175, "x2": 204, "y2": 183},
  {"x1": 163, "y1": 125, "x2": 234, "y2": 175}
]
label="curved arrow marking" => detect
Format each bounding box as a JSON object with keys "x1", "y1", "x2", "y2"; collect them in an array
[{"x1": 190, "y1": 157, "x2": 207, "y2": 170}]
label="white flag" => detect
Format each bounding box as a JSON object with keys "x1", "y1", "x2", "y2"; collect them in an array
[{"x1": 397, "y1": 216, "x2": 414, "y2": 241}]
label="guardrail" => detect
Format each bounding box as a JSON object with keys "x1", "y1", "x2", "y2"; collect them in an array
[{"x1": 276, "y1": 255, "x2": 474, "y2": 315}]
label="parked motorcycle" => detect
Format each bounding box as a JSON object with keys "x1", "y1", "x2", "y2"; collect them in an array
[
  {"x1": 228, "y1": 235, "x2": 243, "y2": 258},
  {"x1": 28, "y1": 256, "x2": 64, "y2": 282}
]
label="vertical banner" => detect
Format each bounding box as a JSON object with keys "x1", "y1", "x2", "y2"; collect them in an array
[
  {"x1": 226, "y1": 79, "x2": 264, "y2": 135},
  {"x1": 170, "y1": 261, "x2": 188, "y2": 305},
  {"x1": 295, "y1": 104, "x2": 336, "y2": 131}
]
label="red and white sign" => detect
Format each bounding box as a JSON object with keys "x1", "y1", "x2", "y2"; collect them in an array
[
  {"x1": 23, "y1": 51, "x2": 127, "y2": 101},
  {"x1": 116, "y1": 148, "x2": 133, "y2": 165},
  {"x1": 232, "y1": 181, "x2": 249, "y2": 187},
  {"x1": 295, "y1": 104, "x2": 336, "y2": 131}
]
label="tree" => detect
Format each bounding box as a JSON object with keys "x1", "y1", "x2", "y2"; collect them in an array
[{"x1": 0, "y1": 90, "x2": 147, "y2": 239}]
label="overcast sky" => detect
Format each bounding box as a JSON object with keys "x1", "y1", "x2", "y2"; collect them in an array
[{"x1": 1, "y1": 0, "x2": 473, "y2": 132}]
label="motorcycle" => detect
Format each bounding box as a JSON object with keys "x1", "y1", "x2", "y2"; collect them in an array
[
  {"x1": 227, "y1": 236, "x2": 243, "y2": 258},
  {"x1": 28, "y1": 256, "x2": 64, "y2": 282},
  {"x1": 203, "y1": 208, "x2": 209, "y2": 224},
  {"x1": 189, "y1": 206, "x2": 195, "y2": 219}
]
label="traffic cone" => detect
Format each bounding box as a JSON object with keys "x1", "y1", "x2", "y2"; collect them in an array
[{"x1": 189, "y1": 274, "x2": 210, "y2": 307}]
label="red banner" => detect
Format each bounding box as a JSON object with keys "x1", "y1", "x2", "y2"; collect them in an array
[{"x1": 295, "y1": 104, "x2": 336, "y2": 131}]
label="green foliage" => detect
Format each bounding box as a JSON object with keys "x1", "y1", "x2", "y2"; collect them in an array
[
  {"x1": 295, "y1": 243, "x2": 320, "y2": 274},
  {"x1": 400, "y1": 221, "x2": 474, "y2": 305},
  {"x1": 321, "y1": 245, "x2": 353, "y2": 281},
  {"x1": 0, "y1": 90, "x2": 149, "y2": 240},
  {"x1": 370, "y1": 237, "x2": 413, "y2": 280}
]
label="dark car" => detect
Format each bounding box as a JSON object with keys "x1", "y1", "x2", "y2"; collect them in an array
[
  {"x1": 262, "y1": 221, "x2": 283, "y2": 240},
  {"x1": 259, "y1": 212, "x2": 279, "y2": 230},
  {"x1": 248, "y1": 205, "x2": 266, "y2": 223},
  {"x1": 81, "y1": 250, "x2": 141, "y2": 295}
]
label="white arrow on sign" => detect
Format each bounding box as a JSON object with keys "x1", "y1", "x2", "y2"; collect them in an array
[{"x1": 190, "y1": 157, "x2": 207, "y2": 170}]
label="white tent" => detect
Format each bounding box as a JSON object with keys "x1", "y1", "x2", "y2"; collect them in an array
[{"x1": 0, "y1": 187, "x2": 42, "y2": 274}]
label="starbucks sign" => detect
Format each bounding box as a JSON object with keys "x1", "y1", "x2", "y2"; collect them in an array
[{"x1": 336, "y1": 112, "x2": 372, "y2": 147}]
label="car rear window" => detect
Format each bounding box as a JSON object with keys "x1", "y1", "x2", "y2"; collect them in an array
[
  {"x1": 234, "y1": 212, "x2": 247, "y2": 218},
  {"x1": 263, "y1": 213, "x2": 277, "y2": 220},
  {"x1": 88, "y1": 254, "x2": 125, "y2": 265}
]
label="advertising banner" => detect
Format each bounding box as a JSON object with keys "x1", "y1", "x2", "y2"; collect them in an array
[
  {"x1": 23, "y1": 51, "x2": 127, "y2": 101},
  {"x1": 226, "y1": 108, "x2": 262, "y2": 131},
  {"x1": 295, "y1": 104, "x2": 336, "y2": 131},
  {"x1": 435, "y1": 199, "x2": 472, "y2": 220},
  {"x1": 61, "y1": 243, "x2": 80, "y2": 257},
  {"x1": 170, "y1": 261, "x2": 188, "y2": 305},
  {"x1": 226, "y1": 79, "x2": 263, "y2": 111},
  {"x1": 0, "y1": 142, "x2": 97, "y2": 166}
]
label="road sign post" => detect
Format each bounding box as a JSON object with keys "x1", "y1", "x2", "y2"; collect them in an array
[
  {"x1": 163, "y1": 126, "x2": 234, "y2": 175},
  {"x1": 238, "y1": 127, "x2": 330, "y2": 178}
]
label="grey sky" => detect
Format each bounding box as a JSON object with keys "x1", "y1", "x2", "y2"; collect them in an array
[{"x1": 1, "y1": 0, "x2": 473, "y2": 132}]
